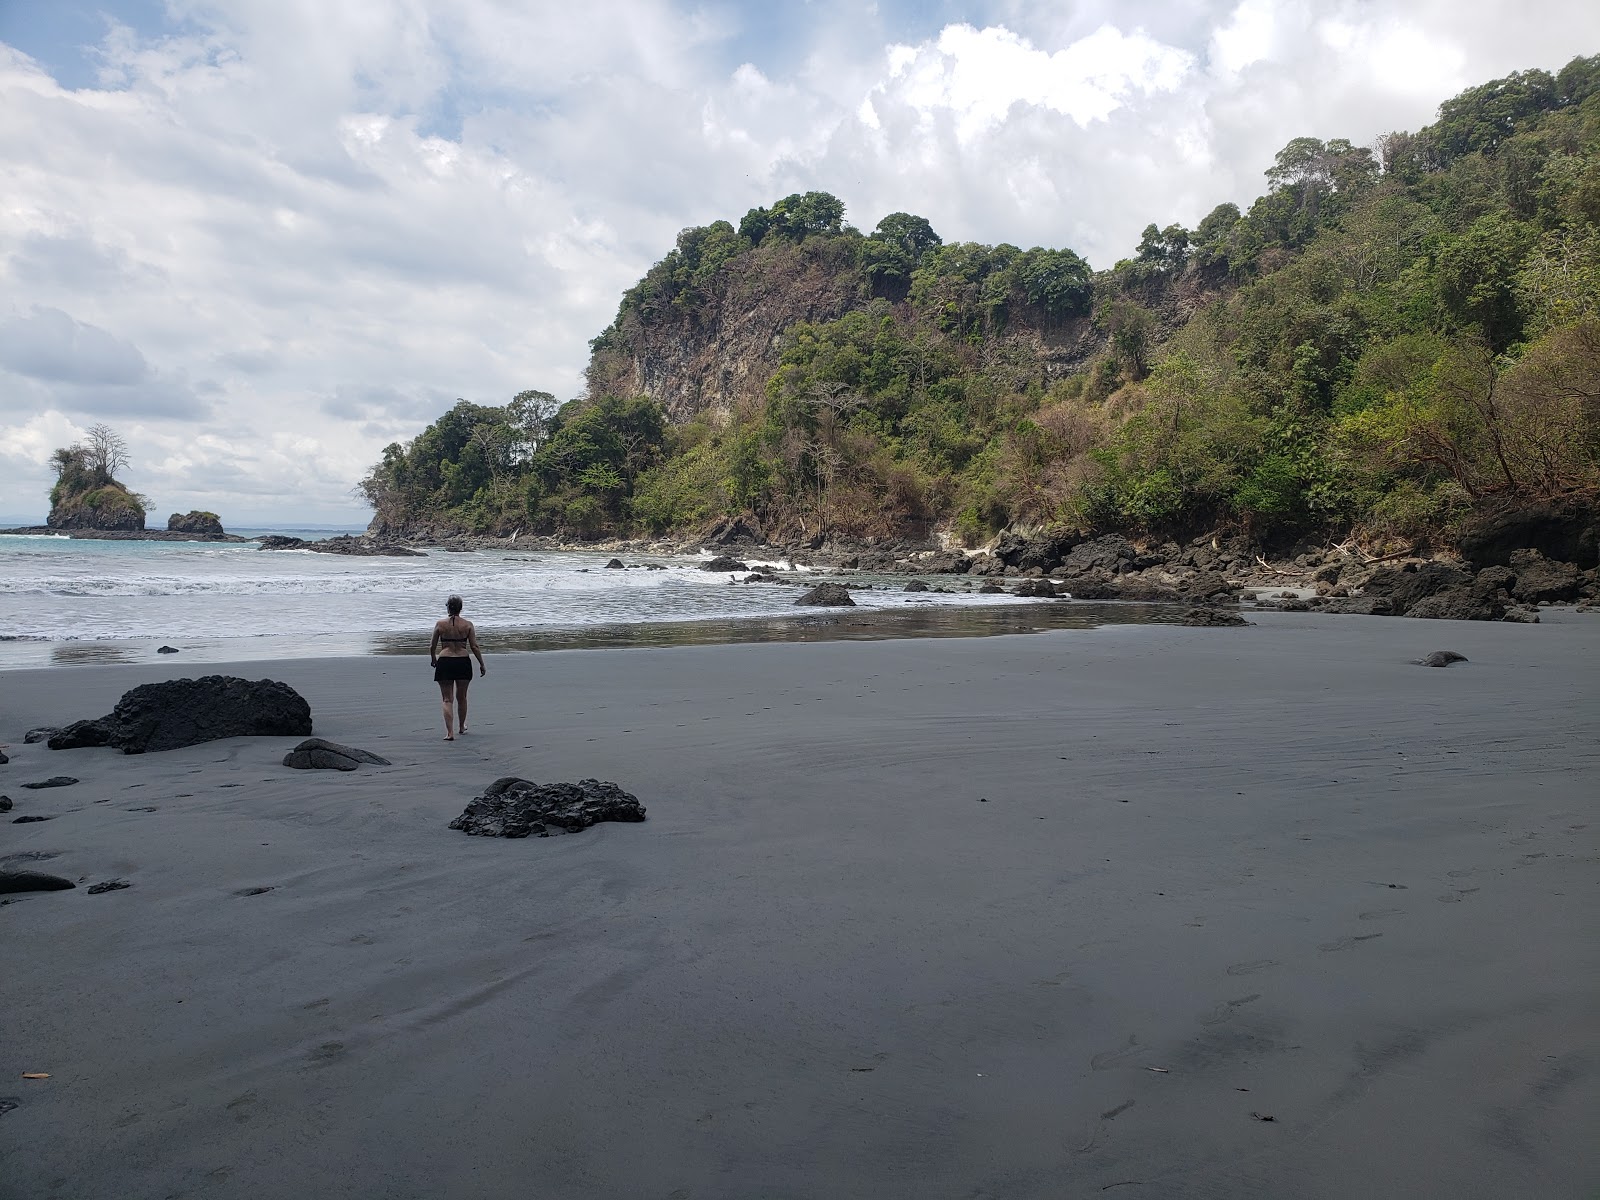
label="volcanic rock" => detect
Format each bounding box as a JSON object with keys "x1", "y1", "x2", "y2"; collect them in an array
[
  {"x1": 605, "y1": 558, "x2": 625, "y2": 568},
  {"x1": 156, "y1": 645, "x2": 180, "y2": 654},
  {"x1": 167, "y1": 511, "x2": 225, "y2": 536},
  {"x1": 1363, "y1": 562, "x2": 1470, "y2": 611},
  {"x1": 1181, "y1": 607, "x2": 1250, "y2": 627},
  {"x1": 87, "y1": 878, "x2": 133, "y2": 894},
  {"x1": 449, "y1": 777, "x2": 647, "y2": 838},
  {"x1": 49, "y1": 676, "x2": 312, "y2": 754},
  {"x1": 904, "y1": 580, "x2": 930, "y2": 592},
  {"x1": 23, "y1": 729, "x2": 58, "y2": 744},
  {"x1": 0, "y1": 870, "x2": 76, "y2": 894},
  {"x1": 1054, "y1": 535, "x2": 1136, "y2": 577},
  {"x1": 1507, "y1": 550, "x2": 1583, "y2": 603},
  {"x1": 282, "y1": 738, "x2": 391, "y2": 771},
  {"x1": 701, "y1": 556, "x2": 749, "y2": 572},
  {"x1": 1011, "y1": 578, "x2": 1057, "y2": 598},
  {"x1": 1414, "y1": 650, "x2": 1468, "y2": 667},
  {"x1": 795, "y1": 583, "x2": 855, "y2": 606},
  {"x1": 20, "y1": 777, "x2": 77, "y2": 789},
  {"x1": 0, "y1": 797, "x2": 10, "y2": 812}
]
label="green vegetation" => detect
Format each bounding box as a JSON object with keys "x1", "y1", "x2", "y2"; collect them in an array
[{"x1": 364, "y1": 58, "x2": 1600, "y2": 548}]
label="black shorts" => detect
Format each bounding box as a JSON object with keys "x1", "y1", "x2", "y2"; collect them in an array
[{"x1": 434, "y1": 657, "x2": 473, "y2": 683}]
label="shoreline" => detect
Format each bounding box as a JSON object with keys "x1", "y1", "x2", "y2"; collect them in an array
[
  {"x1": 0, "y1": 599, "x2": 1205, "y2": 670},
  {"x1": 2, "y1": 616, "x2": 1596, "y2": 1198}
]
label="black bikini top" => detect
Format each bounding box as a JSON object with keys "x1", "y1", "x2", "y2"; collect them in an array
[{"x1": 438, "y1": 617, "x2": 469, "y2": 643}]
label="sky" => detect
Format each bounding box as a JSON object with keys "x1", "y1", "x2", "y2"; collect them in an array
[{"x1": 1, "y1": 1, "x2": 1596, "y2": 524}]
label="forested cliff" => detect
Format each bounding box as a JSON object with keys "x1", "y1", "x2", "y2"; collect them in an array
[{"x1": 363, "y1": 56, "x2": 1600, "y2": 551}]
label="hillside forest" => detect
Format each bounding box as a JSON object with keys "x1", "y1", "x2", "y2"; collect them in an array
[{"x1": 361, "y1": 57, "x2": 1600, "y2": 551}]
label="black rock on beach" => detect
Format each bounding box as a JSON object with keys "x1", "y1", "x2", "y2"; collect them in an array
[
  {"x1": 282, "y1": 738, "x2": 391, "y2": 771},
  {"x1": 449, "y1": 777, "x2": 647, "y2": 838},
  {"x1": 49, "y1": 676, "x2": 313, "y2": 754}
]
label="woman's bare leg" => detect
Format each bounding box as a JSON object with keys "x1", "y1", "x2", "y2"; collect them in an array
[
  {"x1": 455, "y1": 680, "x2": 471, "y2": 733},
  {"x1": 438, "y1": 681, "x2": 456, "y2": 740}
]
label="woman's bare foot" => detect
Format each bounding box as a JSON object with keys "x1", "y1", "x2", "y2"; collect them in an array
[{"x1": 444, "y1": 735, "x2": 455, "y2": 741}]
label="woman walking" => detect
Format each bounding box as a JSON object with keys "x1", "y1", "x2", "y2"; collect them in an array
[{"x1": 430, "y1": 595, "x2": 486, "y2": 740}]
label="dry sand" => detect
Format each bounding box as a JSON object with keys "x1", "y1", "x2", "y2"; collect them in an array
[{"x1": 2, "y1": 613, "x2": 1597, "y2": 1199}]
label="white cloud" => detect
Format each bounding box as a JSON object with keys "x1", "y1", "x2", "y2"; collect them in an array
[{"x1": 1, "y1": 0, "x2": 1598, "y2": 522}]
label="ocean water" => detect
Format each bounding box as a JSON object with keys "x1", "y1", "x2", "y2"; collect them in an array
[{"x1": 0, "y1": 529, "x2": 1144, "y2": 668}]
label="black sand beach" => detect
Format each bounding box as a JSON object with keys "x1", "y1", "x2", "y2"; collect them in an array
[{"x1": 2, "y1": 614, "x2": 1597, "y2": 1199}]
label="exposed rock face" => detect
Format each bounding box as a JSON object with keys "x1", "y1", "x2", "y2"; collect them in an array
[
  {"x1": 449, "y1": 777, "x2": 647, "y2": 838},
  {"x1": 0, "y1": 870, "x2": 76, "y2": 894},
  {"x1": 992, "y1": 530, "x2": 1080, "y2": 573},
  {"x1": 47, "y1": 482, "x2": 146, "y2": 531},
  {"x1": 1414, "y1": 650, "x2": 1468, "y2": 667},
  {"x1": 1011, "y1": 578, "x2": 1057, "y2": 598},
  {"x1": 904, "y1": 580, "x2": 930, "y2": 592},
  {"x1": 1457, "y1": 499, "x2": 1599, "y2": 569},
  {"x1": 1181, "y1": 570, "x2": 1237, "y2": 599},
  {"x1": 282, "y1": 738, "x2": 391, "y2": 771},
  {"x1": 49, "y1": 676, "x2": 312, "y2": 754},
  {"x1": 795, "y1": 583, "x2": 855, "y2": 606},
  {"x1": 701, "y1": 556, "x2": 749, "y2": 572},
  {"x1": 23, "y1": 729, "x2": 58, "y2": 744},
  {"x1": 1052, "y1": 535, "x2": 1137, "y2": 578},
  {"x1": 604, "y1": 558, "x2": 625, "y2": 568},
  {"x1": 1507, "y1": 549, "x2": 1583, "y2": 603},
  {"x1": 167, "y1": 511, "x2": 224, "y2": 535},
  {"x1": 701, "y1": 516, "x2": 765, "y2": 546}
]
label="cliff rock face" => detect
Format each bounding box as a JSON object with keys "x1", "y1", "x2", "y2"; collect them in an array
[
  {"x1": 47, "y1": 484, "x2": 145, "y2": 531},
  {"x1": 588, "y1": 241, "x2": 865, "y2": 424},
  {"x1": 168, "y1": 511, "x2": 225, "y2": 535}
]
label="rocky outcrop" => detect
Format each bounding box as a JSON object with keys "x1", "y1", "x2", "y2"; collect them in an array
[
  {"x1": 282, "y1": 738, "x2": 391, "y2": 771},
  {"x1": 992, "y1": 530, "x2": 1081, "y2": 573},
  {"x1": 795, "y1": 583, "x2": 855, "y2": 606},
  {"x1": 449, "y1": 777, "x2": 647, "y2": 838},
  {"x1": 1457, "y1": 498, "x2": 1599, "y2": 569},
  {"x1": 1507, "y1": 549, "x2": 1584, "y2": 602},
  {"x1": 47, "y1": 482, "x2": 145, "y2": 531},
  {"x1": 167, "y1": 511, "x2": 224, "y2": 536},
  {"x1": 20, "y1": 777, "x2": 77, "y2": 789},
  {"x1": 1011, "y1": 578, "x2": 1058, "y2": 598},
  {"x1": 1181, "y1": 607, "x2": 1250, "y2": 627},
  {"x1": 1414, "y1": 651, "x2": 1468, "y2": 667},
  {"x1": 1052, "y1": 535, "x2": 1138, "y2": 578},
  {"x1": 701, "y1": 556, "x2": 749, "y2": 571},
  {"x1": 49, "y1": 676, "x2": 312, "y2": 754},
  {"x1": 256, "y1": 534, "x2": 424, "y2": 557}
]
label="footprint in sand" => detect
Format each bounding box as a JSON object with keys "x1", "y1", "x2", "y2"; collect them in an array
[
  {"x1": 1358, "y1": 908, "x2": 1404, "y2": 921},
  {"x1": 225, "y1": 1091, "x2": 256, "y2": 1124},
  {"x1": 1200, "y1": 994, "x2": 1262, "y2": 1026},
  {"x1": 304, "y1": 1041, "x2": 346, "y2": 1067},
  {"x1": 1090, "y1": 1035, "x2": 1146, "y2": 1070},
  {"x1": 1226, "y1": 959, "x2": 1279, "y2": 976},
  {"x1": 1318, "y1": 933, "x2": 1383, "y2": 952}
]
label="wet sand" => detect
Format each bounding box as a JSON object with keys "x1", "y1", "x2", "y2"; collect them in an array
[{"x1": 2, "y1": 614, "x2": 1597, "y2": 1198}]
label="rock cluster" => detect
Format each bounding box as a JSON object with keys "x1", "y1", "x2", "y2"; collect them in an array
[
  {"x1": 256, "y1": 534, "x2": 424, "y2": 557},
  {"x1": 49, "y1": 676, "x2": 313, "y2": 754},
  {"x1": 449, "y1": 777, "x2": 647, "y2": 838}
]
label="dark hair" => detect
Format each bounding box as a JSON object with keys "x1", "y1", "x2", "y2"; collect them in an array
[{"x1": 446, "y1": 595, "x2": 463, "y2": 616}]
